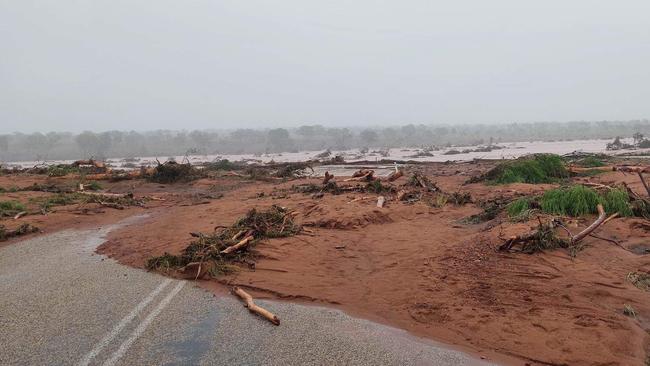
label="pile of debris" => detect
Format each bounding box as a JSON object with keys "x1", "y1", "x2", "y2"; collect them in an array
[
  {"x1": 0, "y1": 223, "x2": 39, "y2": 242},
  {"x1": 146, "y1": 205, "x2": 301, "y2": 277}
]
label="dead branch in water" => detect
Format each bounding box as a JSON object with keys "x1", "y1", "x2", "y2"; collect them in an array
[{"x1": 233, "y1": 286, "x2": 280, "y2": 325}]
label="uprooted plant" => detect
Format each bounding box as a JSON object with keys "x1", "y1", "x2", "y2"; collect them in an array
[{"x1": 146, "y1": 205, "x2": 301, "y2": 278}]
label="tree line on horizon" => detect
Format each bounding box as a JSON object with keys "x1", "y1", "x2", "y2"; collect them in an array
[{"x1": 0, "y1": 120, "x2": 649, "y2": 162}]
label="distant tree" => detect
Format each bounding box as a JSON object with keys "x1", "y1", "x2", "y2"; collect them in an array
[
  {"x1": 189, "y1": 130, "x2": 213, "y2": 153},
  {"x1": 267, "y1": 128, "x2": 292, "y2": 152},
  {"x1": 633, "y1": 132, "x2": 644, "y2": 145},
  {"x1": 359, "y1": 129, "x2": 378, "y2": 145},
  {"x1": 75, "y1": 131, "x2": 100, "y2": 157},
  {"x1": 0, "y1": 135, "x2": 9, "y2": 153}
]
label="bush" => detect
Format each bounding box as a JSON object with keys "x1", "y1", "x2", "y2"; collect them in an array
[
  {"x1": 473, "y1": 154, "x2": 569, "y2": 184},
  {"x1": 575, "y1": 156, "x2": 606, "y2": 167},
  {"x1": 540, "y1": 185, "x2": 601, "y2": 216},
  {"x1": 0, "y1": 201, "x2": 26, "y2": 217},
  {"x1": 540, "y1": 185, "x2": 632, "y2": 217},
  {"x1": 602, "y1": 188, "x2": 633, "y2": 217},
  {"x1": 148, "y1": 162, "x2": 202, "y2": 184},
  {"x1": 507, "y1": 198, "x2": 530, "y2": 217}
]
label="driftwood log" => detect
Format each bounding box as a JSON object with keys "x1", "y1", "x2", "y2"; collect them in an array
[
  {"x1": 220, "y1": 235, "x2": 254, "y2": 254},
  {"x1": 233, "y1": 287, "x2": 280, "y2": 325}
]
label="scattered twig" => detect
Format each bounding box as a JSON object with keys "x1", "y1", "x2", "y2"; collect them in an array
[{"x1": 233, "y1": 287, "x2": 280, "y2": 325}]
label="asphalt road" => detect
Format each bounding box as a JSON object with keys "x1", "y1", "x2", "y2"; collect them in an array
[{"x1": 0, "y1": 217, "x2": 496, "y2": 366}]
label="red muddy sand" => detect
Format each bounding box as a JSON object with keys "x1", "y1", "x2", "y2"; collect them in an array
[{"x1": 3, "y1": 161, "x2": 650, "y2": 365}]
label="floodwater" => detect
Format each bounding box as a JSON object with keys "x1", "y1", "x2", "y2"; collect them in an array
[{"x1": 5, "y1": 138, "x2": 645, "y2": 170}]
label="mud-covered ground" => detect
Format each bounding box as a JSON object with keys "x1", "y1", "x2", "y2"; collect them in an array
[{"x1": 2, "y1": 160, "x2": 650, "y2": 366}]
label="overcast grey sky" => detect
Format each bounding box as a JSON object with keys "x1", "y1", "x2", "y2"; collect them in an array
[{"x1": 1, "y1": 1, "x2": 649, "y2": 133}]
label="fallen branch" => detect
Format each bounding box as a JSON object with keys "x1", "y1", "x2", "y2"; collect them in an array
[
  {"x1": 613, "y1": 166, "x2": 650, "y2": 174},
  {"x1": 220, "y1": 235, "x2": 254, "y2": 254},
  {"x1": 344, "y1": 169, "x2": 375, "y2": 182},
  {"x1": 233, "y1": 287, "x2": 280, "y2": 325},
  {"x1": 387, "y1": 167, "x2": 403, "y2": 182},
  {"x1": 377, "y1": 196, "x2": 385, "y2": 208},
  {"x1": 571, "y1": 204, "x2": 606, "y2": 244},
  {"x1": 13, "y1": 211, "x2": 27, "y2": 220}
]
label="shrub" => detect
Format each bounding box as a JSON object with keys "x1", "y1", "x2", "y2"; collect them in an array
[
  {"x1": 0, "y1": 201, "x2": 26, "y2": 217},
  {"x1": 540, "y1": 185, "x2": 633, "y2": 217},
  {"x1": 575, "y1": 156, "x2": 606, "y2": 167},
  {"x1": 507, "y1": 198, "x2": 530, "y2": 217},
  {"x1": 540, "y1": 185, "x2": 600, "y2": 216},
  {"x1": 472, "y1": 154, "x2": 569, "y2": 184},
  {"x1": 602, "y1": 188, "x2": 633, "y2": 217}
]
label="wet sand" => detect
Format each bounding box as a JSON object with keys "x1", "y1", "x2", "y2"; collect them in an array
[{"x1": 3, "y1": 160, "x2": 650, "y2": 365}]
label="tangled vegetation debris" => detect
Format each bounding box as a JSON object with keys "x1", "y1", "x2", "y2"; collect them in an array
[
  {"x1": 0, "y1": 223, "x2": 39, "y2": 241},
  {"x1": 147, "y1": 161, "x2": 203, "y2": 184},
  {"x1": 146, "y1": 205, "x2": 301, "y2": 276}
]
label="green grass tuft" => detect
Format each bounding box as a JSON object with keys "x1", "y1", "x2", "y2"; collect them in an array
[
  {"x1": 473, "y1": 154, "x2": 569, "y2": 185},
  {"x1": 507, "y1": 198, "x2": 530, "y2": 217},
  {"x1": 0, "y1": 201, "x2": 26, "y2": 217},
  {"x1": 540, "y1": 185, "x2": 600, "y2": 216},
  {"x1": 540, "y1": 185, "x2": 633, "y2": 217},
  {"x1": 575, "y1": 156, "x2": 606, "y2": 167},
  {"x1": 602, "y1": 188, "x2": 633, "y2": 217}
]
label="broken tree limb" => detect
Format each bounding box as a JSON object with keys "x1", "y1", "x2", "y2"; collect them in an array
[
  {"x1": 233, "y1": 286, "x2": 280, "y2": 325},
  {"x1": 344, "y1": 169, "x2": 375, "y2": 182},
  {"x1": 638, "y1": 172, "x2": 650, "y2": 197},
  {"x1": 377, "y1": 196, "x2": 386, "y2": 208},
  {"x1": 602, "y1": 213, "x2": 619, "y2": 226},
  {"x1": 77, "y1": 191, "x2": 132, "y2": 199},
  {"x1": 571, "y1": 204, "x2": 607, "y2": 244},
  {"x1": 613, "y1": 166, "x2": 650, "y2": 174},
  {"x1": 220, "y1": 235, "x2": 254, "y2": 254},
  {"x1": 13, "y1": 211, "x2": 27, "y2": 220}
]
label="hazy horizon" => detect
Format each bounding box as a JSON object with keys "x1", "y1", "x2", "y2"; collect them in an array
[{"x1": 2, "y1": 1, "x2": 650, "y2": 134}]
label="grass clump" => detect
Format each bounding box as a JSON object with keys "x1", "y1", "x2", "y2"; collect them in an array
[
  {"x1": 540, "y1": 185, "x2": 633, "y2": 217},
  {"x1": 472, "y1": 154, "x2": 568, "y2": 185},
  {"x1": 147, "y1": 205, "x2": 301, "y2": 274},
  {"x1": 540, "y1": 185, "x2": 601, "y2": 217},
  {"x1": 0, "y1": 201, "x2": 26, "y2": 217},
  {"x1": 602, "y1": 188, "x2": 634, "y2": 217},
  {"x1": 575, "y1": 156, "x2": 606, "y2": 167},
  {"x1": 47, "y1": 164, "x2": 79, "y2": 177}
]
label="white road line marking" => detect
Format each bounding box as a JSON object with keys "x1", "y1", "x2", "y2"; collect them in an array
[
  {"x1": 102, "y1": 281, "x2": 186, "y2": 366},
  {"x1": 77, "y1": 279, "x2": 172, "y2": 366}
]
